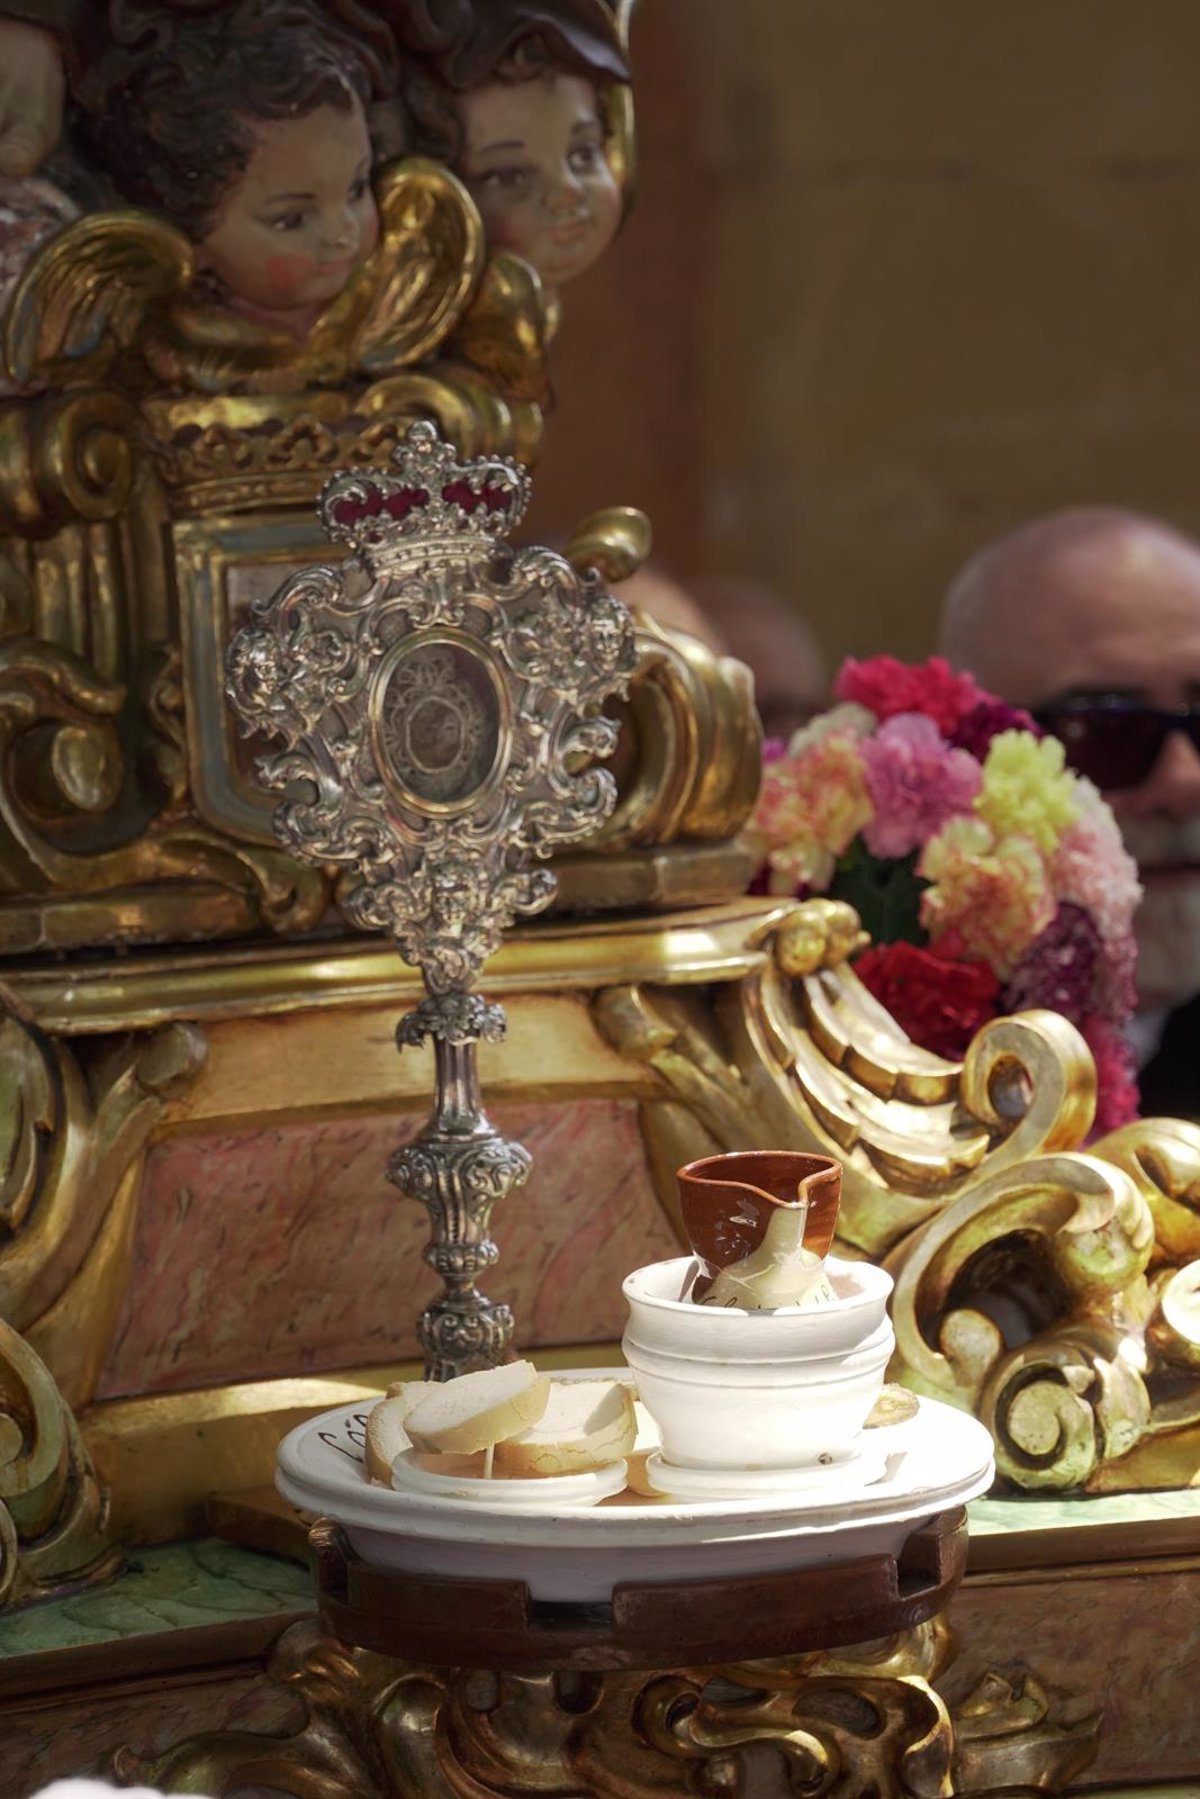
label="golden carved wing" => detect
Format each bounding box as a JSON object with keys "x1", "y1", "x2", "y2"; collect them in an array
[
  {"x1": 351, "y1": 158, "x2": 485, "y2": 374},
  {"x1": 448, "y1": 251, "x2": 552, "y2": 405},
  {"x1": 3, "y1": 211, "x2": 194, "y2": 390}
]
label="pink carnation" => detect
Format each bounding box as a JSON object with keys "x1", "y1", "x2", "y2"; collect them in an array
[
  {"x1": 1051, "y1": 779, "x2": 1142, "y2": 945},
  {"x1": 860, "y1": 713, "x2": 982, "y2": 859},
  {"x1": 835, "y1": 655, "x2": 986, "y2": 737}
]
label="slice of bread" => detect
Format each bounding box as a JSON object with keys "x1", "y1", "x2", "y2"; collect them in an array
[
  {"x1": 624, "y1": 1398, "x2": 661, "y2": 1496},
  {"x1": 493, "y1": 1378, "x2": 636, "y2": 1477},
  {"x1": 410, "y1": 1449, "x2": 488, "y2": 1477},
  {"x1": 404, "y1": 1360, "x2": 551, "y2": 1455},
  {"x1": 386, "y1": 1379, "x2": 428, "y2": 1405},
  {"x1": 365, "y1": 1393, "x2": 420, "y2": 1484}
]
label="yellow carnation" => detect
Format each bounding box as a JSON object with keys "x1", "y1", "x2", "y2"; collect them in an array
[
  {"x1": 975, "y1": 730, "x2": 1080, "y2": 856},
  {"x1": 918, "y1": 816, "x2": 1055, "y2": 975}
]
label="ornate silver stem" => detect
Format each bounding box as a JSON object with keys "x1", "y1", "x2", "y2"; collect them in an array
[
  {"x1": 391, "y1": 992, "x2": 528, "y2": 1376},
  {"x1": 225, "y1": 423, "x2": 635, "y2": 1377}
]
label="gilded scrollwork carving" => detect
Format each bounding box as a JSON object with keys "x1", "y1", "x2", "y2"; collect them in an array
[
  {"x1": 0, "y1": 630, "x2": 330, "y2": 936},
  {"x1": 0, "y1": 1317, "x2": 119, "y2": 1610},
  {"x1": 1090, "y1": 1116, "x2": 1200, "y2": 1266},
  {"x1": 975, "y1": 1316, "x2": 1154, "y2": 1490},
  {"x1": 949, "y1": 1665, "x2": 1101, "y2": 1795},
  {"x1": 591, "y1": 614, "x2": 764, "y2": 852},
  {"x1": 0, "y1": 387, "x2": 140, "y2": 537},
  {"x1": 111, "y1": 1614, "x2": 1097, "y2": 1798},
  {"x1": 596, "y1": 898, "x2": 1200, "y2": 1492},
  {"x1": 0, "y1": 988, "x2": 206, "y2": 1610},
  {"x1": 0, "y1": 996, "x2": 206, "y2": 1410}
]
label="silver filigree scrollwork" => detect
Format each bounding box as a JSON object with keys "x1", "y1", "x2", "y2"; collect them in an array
[{"x1": 226, "y1": 422, "x2": 636, "y2": 1376}]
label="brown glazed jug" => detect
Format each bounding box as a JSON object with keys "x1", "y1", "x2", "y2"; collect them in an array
[{"x1": 676, "y1": 1151, "x2": 843, "y2": 1275}]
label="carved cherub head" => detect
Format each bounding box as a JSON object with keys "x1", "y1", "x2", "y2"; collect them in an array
[
  {"x1": 401, "y1": 0, "x2": 630, "y2": 289},
  {"x1": 79, "y1": 0, "x2": 380, "y2": 336}
]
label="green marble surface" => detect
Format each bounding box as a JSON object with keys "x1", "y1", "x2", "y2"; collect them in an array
[
  {"x1": 0, "y1": 1539, "x2": 314, "y2": 1660},
  {"x1": 969, "y1": 1485, "x2": 1200, "y2": 1537},
  {"x1": 3, "y1": 1490, "x2": 1196, "y2": 1660}
]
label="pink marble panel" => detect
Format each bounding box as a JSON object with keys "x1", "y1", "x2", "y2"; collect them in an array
[
  {"x1": 98, "y1": 1100, "x2": 679, "y2": 1398},
  {"x1": 946, "y1": 1565, "x2": 1200, "y2": 1784}
]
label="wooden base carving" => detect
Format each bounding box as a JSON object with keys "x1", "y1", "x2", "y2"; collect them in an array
[{"x1": 110, "y1": 1611, "x2": 1098, "y2": 1798}]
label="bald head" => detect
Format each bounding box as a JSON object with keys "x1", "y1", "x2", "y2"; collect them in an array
[
  {"x1": 939, "y1": 507, "x2": 1200, "y2": 707},
  {"x1": 940, "y1": 507, "x2": 1200, "y2": 1017},
  {"x1": 615, "y1": 565, "x2": 725, "y2": 652}
]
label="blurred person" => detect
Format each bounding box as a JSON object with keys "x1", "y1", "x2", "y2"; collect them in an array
[
  {"x1": 615, "y1": 568, "x2": 828, "y2": 742},
  {"x1": 615, "y1": 563, "x2": 725, "y2": 651},
  {"x1": 687, "y1": 575, "x2": 827, "y2": 740},
  {"x1": 940, "y1": 506, "x2": 1200, "y2": 1116}
]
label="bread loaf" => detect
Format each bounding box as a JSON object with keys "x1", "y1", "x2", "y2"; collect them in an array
[
  {"x1": 493, "y1": 1378, "x2": 636, "y2": 1477},
  {"x1": 404, "y1": 1360, "x2": 551, "y2": 1455}
]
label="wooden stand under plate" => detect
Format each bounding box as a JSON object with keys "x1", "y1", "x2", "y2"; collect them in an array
[{"x1": 309, "y1": 1507, "x2": 967, "y2": 1671}]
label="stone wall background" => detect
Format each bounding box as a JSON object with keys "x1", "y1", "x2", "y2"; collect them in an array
[{"x1": 527, "y1": 2, "x2": 1200, "y2": 668}]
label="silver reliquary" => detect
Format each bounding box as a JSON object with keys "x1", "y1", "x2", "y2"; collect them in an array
[{"x1": 226, "y1": 421, "x2": 637, "y2": 1376}]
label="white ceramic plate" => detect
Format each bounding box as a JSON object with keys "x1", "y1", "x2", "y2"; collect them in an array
[{"x1": 276, "y1": 1373, "x2": 995, "y2": 1602}]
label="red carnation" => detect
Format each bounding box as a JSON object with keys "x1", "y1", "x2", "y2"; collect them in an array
[
  {"x1": 854, "y1": 940, "x2": 1001, "y2": 1060},
  {"x1": 835, "y1": 656, "x2": 986, "y2": 737},
  {"x1": 950, "y1": 697, "x2": 1043, "y2": 758}
]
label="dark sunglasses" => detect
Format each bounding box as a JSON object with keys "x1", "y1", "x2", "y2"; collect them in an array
[{"x1": 1034, "y1": 698, "x2": 1200, "y2": 791}]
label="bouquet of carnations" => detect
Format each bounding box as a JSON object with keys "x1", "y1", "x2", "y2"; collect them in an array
[{"x1": 752, "y1": 655, "x2": 1143, "y2": 1132}]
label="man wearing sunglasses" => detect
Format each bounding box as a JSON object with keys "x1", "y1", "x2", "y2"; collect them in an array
[{"x1": 940, "y1": 505, "x2": 1200, "y2": 1119}]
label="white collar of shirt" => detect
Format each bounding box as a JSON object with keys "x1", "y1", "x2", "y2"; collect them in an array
[{"x1": 1126, "y1": 1007, "x2": 1169, "y2": 1071}]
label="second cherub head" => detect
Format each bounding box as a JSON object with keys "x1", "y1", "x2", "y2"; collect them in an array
[{"x1": 400, "y1": 0, "x2": 630, "y2": 290}]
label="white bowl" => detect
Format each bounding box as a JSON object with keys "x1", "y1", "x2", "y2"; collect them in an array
[
  {"x1": 390, "y1": 1450, "x2": 626, "y2": 1508},
  {"x1": 622, "y1": 1255, "x2": 894, "y2": 1470},
  {"x1": 642, "y1": 1439, "x2": 888, "y2": 1502}
]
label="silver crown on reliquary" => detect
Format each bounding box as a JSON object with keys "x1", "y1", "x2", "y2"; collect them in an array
[{"x1": 225, "y1": 421, "x2": 638, "y2": 993}]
